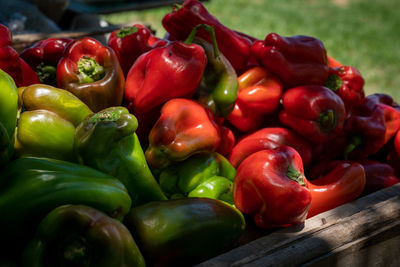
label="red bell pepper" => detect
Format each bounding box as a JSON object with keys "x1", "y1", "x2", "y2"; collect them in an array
[
  {"x1": 108, "y1": 24, "x2": 167, "y2": 76},
  {"x1": 251, "y1": 33, "x2": 329, "y2": 88},
  {"x1": 19, "y1": 38, "x2": 73, "y2": 85},
  {"x1": 124, "y1": 26, "x2": 207, "y2": 116},
  {"x1": 162, "y1": 0, "x2": 252, "y2": 71},
  {"x1": 216, "y1": 123, "x2": 235, "y2": 157},
  {"x1": 0, "y1": 24, "x2": 40, "y2": 87},
  {"x1": 228, "y1": 127, "x2": 312, "y2": 168},
  {"x1": 344, "y1": 93, "x2": 400, "y2": 159},
  {"x1": 56, "y1": 37, "x2": 125, "y2": 112},
  {"x1": 279, "y1": 85, "x2": 346, "y2": 144},
  {"x1": 327, "y1": 55, "x2": 342, "y2": 68},
  {"x1": 324, "y1": 65, "x2": 365, "y2": 111},
  {"x1": 226, "y1": 66, "x2": 283, "y2": 132},
  {"x1": 145, "y1": 98, "x2": 221, "y2": 169},
  {"x1": 306, "y1": 160, "x2": 366, "y2": 218},
  {"x1": 233, "y1": 146, "x2": 311, "y2": 228}
]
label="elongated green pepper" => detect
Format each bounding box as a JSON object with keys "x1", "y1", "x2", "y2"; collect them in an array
[
  {"x1": 75, "y1": 106, "x2": 167, "y2": 206},
  {"x1": 15, "y1": 84, "x2": 92, "y2": 161},
  {"x1": 0, "y1": 69, "x2": 18, "y2": 168},
  {"x1": 23, "y1": 205, "x2": 145, "y2": 267},
  {"x1": 159, "y1": 152, "x2": 235, "y2": 204},
  {"x1": 0, "y1": 157, "x2": 131, "y2": 254}
]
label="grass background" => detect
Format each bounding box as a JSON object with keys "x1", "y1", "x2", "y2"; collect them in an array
[{"x1": 103, "y1": 0, "x2": 400, "y2": 101}]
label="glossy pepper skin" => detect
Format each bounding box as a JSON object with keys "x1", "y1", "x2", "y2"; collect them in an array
[
  {"x1": 124, "y1": 30, "x2": 206, "y2": 116},
  {"x1": 15, "y1": 84, "x2": 92, "y2": 161},
  {"x1": 0, "y1": 70, "x2": 18, "y2": 167},
  {"x1": 234, "y1": 146, "x2": 312, "y2": 228},
  {"x1": 23, "y1": 205, "x2": 145, "y2": 267},
  {"x1": 145, "y1": 98, "x2": 221, "y2": 169},
  {"x1": 20, "y1": 38, "x2": 73, "y2": 85},
  {"x1": 279, "y1": 85, "x2": 346, "y2": 144},
  {"x1": 162, "y1": 0, "x2": 252, "y2": 71},
  {"x1": 0, "y1": 24, "x2": 40, "y2": 87},
  {"x1": 226, "y1": 66, "x2": 283, "y2": 132},
  {"x1": 251, "y1": 33, "x2": 329, "y2": 88},
  {"x1": 0, "y1": 157, "x2": 131, "y2": 253},
  {"x1": 158, "y1": 152, "x2": 236, "y2": 204},
  {"x1": 108, "y1": 24, "x2": 167, "y2": 76},
  {"x1": 228, "y1": 127, "x2": 312, "y2": 168},
  {"x1": 306, "y1": 160, "x2": 366, "y2": 218},
  {"x1": 57, "y1": 37, "x2": 124, "y2": 112},
  {"x1": 124, "y1": 198, "x2": 246, "y2": 266},
  {"x1": 75, "y1": 106, "x2": 167, "y2": 206},
  {"x1": 324, "y1": 65, "x2": 365, "y2": 111}
]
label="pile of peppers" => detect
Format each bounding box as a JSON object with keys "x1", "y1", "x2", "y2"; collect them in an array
[{"x1": 0, "y1": 0, "x2": 399, "y2": 266}]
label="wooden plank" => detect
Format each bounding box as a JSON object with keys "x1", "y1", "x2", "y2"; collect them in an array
[{"x1": 196, "y1": 183, "x2": 400, "y2": 266}]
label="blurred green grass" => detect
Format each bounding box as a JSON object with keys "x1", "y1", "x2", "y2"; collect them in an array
[{"x1": 102, "y1": 0, "x2": 400, "y2": 101}]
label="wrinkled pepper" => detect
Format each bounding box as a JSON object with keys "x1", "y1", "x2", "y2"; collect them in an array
[
  {"x1": 324, "y1": 65, "x2": 365, "y2": 111},
  {"x1": 306, "y1": 160, "x2": 366, "y2": 218},
  {"x1": 15, "y1": 84, "x2": 92, "y2": 161},
  {"x1": 124, "y1": 198, "x2": 245, "y2": 266},
  {"x1": 344, "y1": 93, "x2": 400, "y2": 159},
  {"x1": 228, "y1": 127, "x2": 312, "y2": 168},
  {"x1": 145, "y1": 98, "x2": 221, "y2": 169},
  {"x1": 57, "y1": 37, "x2": 125, "y2": 112},
  {"x1": 233, "y1": 146, "x2": 312, "y2": 228},
  {"x1": 124, "y1": 24, "x2": 207, "y2": 116},
  {"x1": 0, "y1": 157, "x2": 131, "y2": 252},
  {"x1": 279, "y1": 85, "x2": 346, "y2": 143},
  {"x1": 158, "y1": 152, "x2": 236, "y2": 204},
  {"x1": 226, "y1": 66, "x2": 283, "y2": 132},
  {"x1": 251, "y1": 33, "x2": 329, "y2": 88},
  {"x1": 0, "y1": 24, "x2": 40, "y2": 87},
  {"x1": 20, "y1": 38, "x2": 73, "y2": 85},
  {"x1": 74, "y1": 106, "x2": 167, "y2": 206},
  {"x1": 23, "y1": 205, "x2": 145, "y2": 267},
  {"x1": 108, "y1": 23, "x2": 167, "y2": 76},
  {"x1": 0, "y1": 69, "x2": 18, "y2": 167},
  {"x1": 162, "y1": 0, "x2": 252, "y2": 71}
]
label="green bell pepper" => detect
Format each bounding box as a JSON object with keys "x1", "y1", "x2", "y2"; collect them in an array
[
  {"x1": 0, "y1": 69, "x2": 18, "y2": 168},
  {"x1": 15, "y1": 84, "x2": 92, "y2": 161},
  {"x1": 159, "y1": 152, "x2": 236, "y2": 204},
  {"x1": 23, "y1": 205, "x2": 145, "y2": 267},
  {"x1": 124, "y1": 198, "x2": 246, "y2": 266},
  {"x1": 74, "y1": 106, "x2": 167, "y2": 206}
]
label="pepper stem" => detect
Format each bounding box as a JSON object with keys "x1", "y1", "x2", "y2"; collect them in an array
[
  {"x1": 116, "y1": 26, "x2": 138, "y2": 39},
  {"x1": 318, "y1": 109, "x2": 336, "y2": 131},
  {"x1": 77, "y1": 56, "x2": 105, "y2": 84},
  {"x1": 36, "y1": 62, "x2": 57, "y2": 84},
  {"x1": 343, "y1": 135, "x2": 363, "y2": 159},
  {"x1": 324, "y1": 74, "x2": 342, "y2": 92},
  {"x1": 89, "y1": 110, "x2": 121, "y2": 123},
  {"x1": 184, "y1": 24, "x2": 220, "y2": 58},
  {"x1": 61, "y1": 237, "x2": 90, "y2": 266},
  {"x1": 286, "y1": 165, "x2": 306, "y2": 186}
]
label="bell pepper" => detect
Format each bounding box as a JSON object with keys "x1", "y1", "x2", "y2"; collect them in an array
[
  {"x1": 19, "y1": 38, "x2": 73, "y2": 85},
  {"x1": 15, "y1": 84, "x2": 92, "y2": 161},
  {"x1": 343, "y1": 93, "x2": 400, "y2": 159},
  {"x1": 387, "y1": 130, "x2": 400, "y2": 176},
  {"x1": 216, "y1": 123, "x2": 235, "y2": 156},
  {"x1": 306, "y1": 160, "x2": 366, "y2": 218},
  {"x1": 324, "y1": 65, "x2": 365, "y2": 111},
  {"x1": 145, "y1": 98, "x2": 221, "y2": 169},
  {"x1": 228, "y1": 127, "x2": 312, "y2": 168},
  {"x1": 327, "y1": 55, "x2": 342, "y2": 67},
  {"x1": 190, "y1": 25, "x2": 239, "y2": 117},
  {"x1": 108, "y1": 24, "x2": 167, "y2": 76},
  {"x1": 123, "y1": 198, "x2": 245, "y2": 266},
  {"x1": 0, "y1": 69, "x2": 18, "y2": 168},
  {"x1": 158, "y1": 152, "x2": 236, "y2": 204},
  {"x1": 124, "y1": 25, "x2": 207, "y2": 116},
  {"x1": 226, "y1": 66, "x2": 283, "y2": 132},
  {"x1": 0, "y1": 157, "x2": 131, "y2": 254},
  {"x1": 279, "y1": 85, "x2": 346, "y2": 143},
  {"x1": 233, "y1": 146, "x2": 312, "y2": 228},
  {"x1": 251, "y1": 33, "x2": 329, "y2": 88},
  {"x1": 57, "y1": 37, "x2": 125, "y2": 112},
  {"x1": 23, "y1": 205, "x2": 145, "y2": 267},
  {"x1": 0, "y1": 24, "x2": 40, "y2": 87},
  {"x1": 74, "y1": 106, "x2": 167, "y2": 206},
  {"x1": 162, "y1": 0, "x2": 252, "y2": 71}
]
